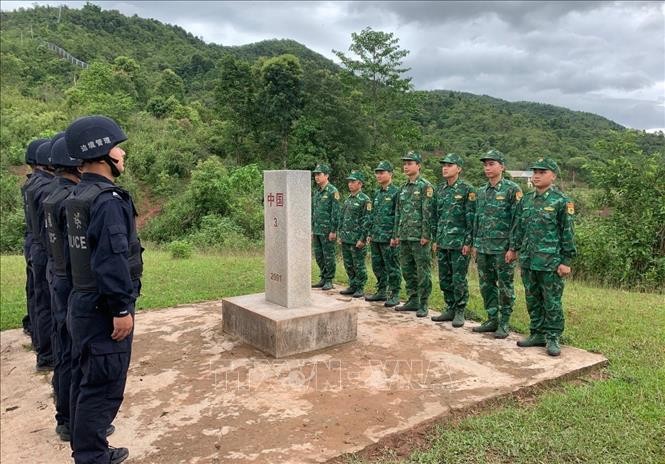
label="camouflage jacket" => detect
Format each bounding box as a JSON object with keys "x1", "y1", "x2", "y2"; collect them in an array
[
  {"x1": 394, "y1": 175, "x2": 434, "y2": 241},
  {"x1": 431, "y1": 178, "x2": 476, "y2": 249},
  {"x1": 473, "y1": 178, "x2": 522, "y2": 254},
  {"x1": 368, "y1": 183, "x2": 399, "y2": 243},
  {"x1": 514, "y1": 186, "x2": 576, "y2": 271},
  {"x1": 312, "y1": 182, "x2": 341, "y2": 235},
  {"x1": 339, "y1": 191, "x2": 372, "y2": 244}
]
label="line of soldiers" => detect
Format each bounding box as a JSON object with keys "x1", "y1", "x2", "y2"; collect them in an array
[
  {"x1": 20, "y1": 115, "x2": 140, "y2": 464},
  {"x1": 311, "y1": 149, "x2": 576, "y2": 357}
]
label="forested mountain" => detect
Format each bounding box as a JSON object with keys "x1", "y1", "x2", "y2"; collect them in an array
[{"x1": 1, "y1": 4, "x2": 663, "y2": 288}]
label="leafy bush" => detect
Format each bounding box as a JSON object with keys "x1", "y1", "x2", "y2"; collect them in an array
[
  {"x1": 0, "y1": 173, "x2": 25, "y2": 253},
  {"x1": 188, "y1": 215, "x2": 254, "y2": 250},
  {"x1": 168, "y1": 240, "x2": 192, "y2": 259},
  {"x1": 573, "y1": 135, "x2": 665, "y2": 290}
]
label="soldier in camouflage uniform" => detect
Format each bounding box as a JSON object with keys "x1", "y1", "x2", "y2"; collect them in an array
[
  {"x1": 366, "y1": 161, "x2": 402, "y2": 307},
  {"x1": 312, "y1": 163, "x2": 341, "y2": 291},
  {"x1": 430, "y1": 154, "x2": 476, "y2": 327},
  {"x1": 394, "y1": 151, "x2": 434, "y2": 317},
  {"x1": 472, "y1": 149, "x2": 522, "y2": 338},
  {"x1": 339, "y1": 171, "x2": 372, "y2": 298},
  {"x1": 514, "y1": 158, "x2": 576, "y2": 356}
]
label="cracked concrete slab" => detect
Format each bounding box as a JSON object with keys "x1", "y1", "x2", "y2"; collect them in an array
[{"x1": 1, "y1": 294, "x2": 606, "y2": 463}]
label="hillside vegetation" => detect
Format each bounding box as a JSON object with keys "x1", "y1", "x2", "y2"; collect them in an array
[{"x1": 1, "y1": 4, "x2": 663, "y2": 289}]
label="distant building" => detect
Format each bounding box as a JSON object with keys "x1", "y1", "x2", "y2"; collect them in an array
[{"x1": 507, "y1": 170, "x2": 534, "y2": 188}]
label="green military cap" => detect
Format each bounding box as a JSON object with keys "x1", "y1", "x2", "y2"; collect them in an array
[
  {"x1": 401, "y1": 150, "x2": 422, "y2": 164},
  {"x1": 312, "y1": 163, "x2": 331, "y2": 174},
  {"x1": 346, "y1": 170, "x2": 365, "y2": 182},
  {"x1": 480, "y1": 149, "x2": 506, "y2": 164},
  {"x1": 374, "y1": 160, "x2": 394, "y2": 172},
  {"x1": 529, "y1": 157, "x2": 560, "y2": 174},
  {"x1": 440, "y1": 153, "x2": 464, "y2": 166}
]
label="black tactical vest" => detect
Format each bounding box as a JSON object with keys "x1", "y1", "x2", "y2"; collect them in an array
[
  {"x1": 65, "y1": 182, "x2": 143, "y2": 292},
  {"x1": 42, "y1": 183, "x2": 76, "y2": 277},
  {"x1": 24, "y1": 173, "x2": 55, "y2": 243},
  {"x1": 21, "y1": 177, "x2": 35, "y2": 236}
]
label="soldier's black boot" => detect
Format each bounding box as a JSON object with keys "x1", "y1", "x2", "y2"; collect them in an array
[
  {"x1": 395, "y1": 298, "x2": 419, "y2": 311},
  {"x1": 365, "y1": 290, "x2": 387, "y2": 302},
  {"x1": 322, "y1": 281, "x2": 334, "y2": 291},
  {"x1": 312, "y1": 280, "x2": 325, "y2": 288},
  {"x1": 494, "y1": 315, "x2": 510, "y2": 339},
  {"x1": 516, "y1": 333, "x2": 546, "y2": 347},
  {"x1": 339, "y1": 286, "x2": 356, "y2": 295},
  {"x1": 352, "y1": 288, "x2": 365, "y2": 298},
  {"x1": 546, "y1": 337, "x2": 561, "y2": 356},
  {"x1": 431, "y1": 308, "x2": 455, "y2": 322},
  {"x1": 452, "y1": 309, "x2": 465, "y2": 328},
  {"x1": 415, "y1": 304, "x2": 429, "y2": 317},
  {"x1": 472, "y1": 317, "x2": 498, "y2": 333},
  {"x1": 384, "y1": 293, "x2": 400, "y2": 307},
  {"x1": 109, "y1": 446, "x2": 129, "y2": 464}
]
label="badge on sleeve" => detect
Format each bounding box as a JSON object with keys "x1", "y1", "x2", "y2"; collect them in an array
[
  {"x1": 515, "y1": 191, "x2": 523, "y2": 201},
  {"x1": 426, "y1": 186, "x2": 433, "y2": 198},
  {"x1": 468, "y1": 192, "x2": 476, "y2": 201},
  {"x1": 567, "y1": 202, "x2": 575, "y2": 215},
  {"x1": 366, "y1": 202, "x2": 372, "y2": 211},
  {"x1": 334, "y1": 191, "x2": 340, "y2": 201}
]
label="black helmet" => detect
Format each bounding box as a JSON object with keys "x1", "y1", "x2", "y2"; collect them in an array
[
  {"x1": 35, "y1": 140, "x2": 53, "y2": 166},
  {"x1": 50, "y1": 136, "x2": 82, "y2": 168},
  {"x1": 25, "y1": 138, "x2": 50, "y2": 165},
  {"x1": 65, "y1": 115, "x2": 127, "y2": 160}
]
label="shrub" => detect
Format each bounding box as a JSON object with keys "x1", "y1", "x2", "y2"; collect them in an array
[
  {"x1": 168, "y1": 240, "x2": 192, "y2": 259},
  {"x1": 188, "y1": 214, "x2": 254, "y2": 250}
]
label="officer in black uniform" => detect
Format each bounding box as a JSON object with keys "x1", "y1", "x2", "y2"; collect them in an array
[
  {"x1": 21, "y1": 138, "x2": 50, "y2": 342},
  {"x1": 65, "y1": 115, "x2": 142, "y2": 464},
  {"x1": 42, "y1": 136, "x2": 83, "y2": 442},
  {"x1": 26, "y1": 136, "x2": 59, "y2": 370}
]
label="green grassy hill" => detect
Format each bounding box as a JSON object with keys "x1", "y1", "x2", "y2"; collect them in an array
[{"x1": 1, "y1": 4, "x2": 663, "y2": 269}]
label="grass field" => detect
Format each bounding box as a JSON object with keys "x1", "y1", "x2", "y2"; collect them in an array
[{"x1": 1, "y1": 249, "x2": 664, "y2": 463}]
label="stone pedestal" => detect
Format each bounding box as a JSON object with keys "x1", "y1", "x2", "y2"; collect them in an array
[
  {"x1": 222, "y1": 170, "x2": 358, "y2": 358},
  {"x1": 222, "y1": 292, "x2": 358, "y2": 358}
]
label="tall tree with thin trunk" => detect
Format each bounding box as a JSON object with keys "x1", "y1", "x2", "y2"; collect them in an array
[{"x1": 333, "y1": 27, "x2": 413, "y2": 154}]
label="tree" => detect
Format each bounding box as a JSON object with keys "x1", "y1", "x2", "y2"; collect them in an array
[
  {"x1": 334, "y1": 27, "x2": 413, "y2": 152},
  {"x1": 156, "y1": 68, "x2": 185, "y2": 102},
  {"x1": 65, "y1": 60, "x2": 138, "y2": 122},
  {"x1": 256, "y1": 54, "x2": 304, "y2": 166},
  {"x1": 214, "y1": 54, "x2": 257, "y2": 163}
]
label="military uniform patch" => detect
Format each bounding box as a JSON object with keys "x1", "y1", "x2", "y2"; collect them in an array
[
  {"x1": 567, "y1": 202, "x2": 575, "y2": 215},
  {"x1": 496, "y1": 195, "x2": 505, "y2": 200},
  {"x1": 367, "y1": 202, "x2": 372, "y2": 211},
  {"x1": 334, "y1": 191, "x2": 340, "y2": 201},
  {"x1": 515, "y1": 191, "x2": 523, "y2": 201},
  {"x1": 468, "y1": 192, "x2": 476, "y2": 201},
  {"x1": 454, "y1": 194, "x2": 463, "y2": 199},
  {"x1": 426, "y1": 186, "x2": 433, "y2": 198},
  {"x1": 544, "y1": 206, "x2": 555, "y2": 211}
]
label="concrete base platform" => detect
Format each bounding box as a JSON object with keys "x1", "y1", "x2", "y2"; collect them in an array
[
  {"x1": 0, "y1": 296, "x2": 607, "y2": 464},
  {"x1": 222, "y1": 292, "x2": 358, "y2": 358}
]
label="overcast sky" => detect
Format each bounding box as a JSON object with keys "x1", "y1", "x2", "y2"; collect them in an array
[{"x1": 4, "y1": 1, "x2": 664, "y2": 130}]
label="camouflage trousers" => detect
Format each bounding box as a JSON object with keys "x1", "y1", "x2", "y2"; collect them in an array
[
  {"x1": 399, "y1": 240, "x2": 432, "y2": 306},
  {"x1": 313, "y1": 234, "x2": 336, "y2": 281},
  {"x1": 370, "y1": 241, "x2": 401, "y2": 295},
  {"x1": 476, "y1": 252, "x2": 515, "y2": 319},
  {"x1": 521, "y1": 267, "x2": 565, "y2": 339},
  {"x1": 341, "y1": 242, "x2": 367, "y2": 290},
  {"x1": 437, "y1": 248, "x2": 470, "y2": 313}
]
